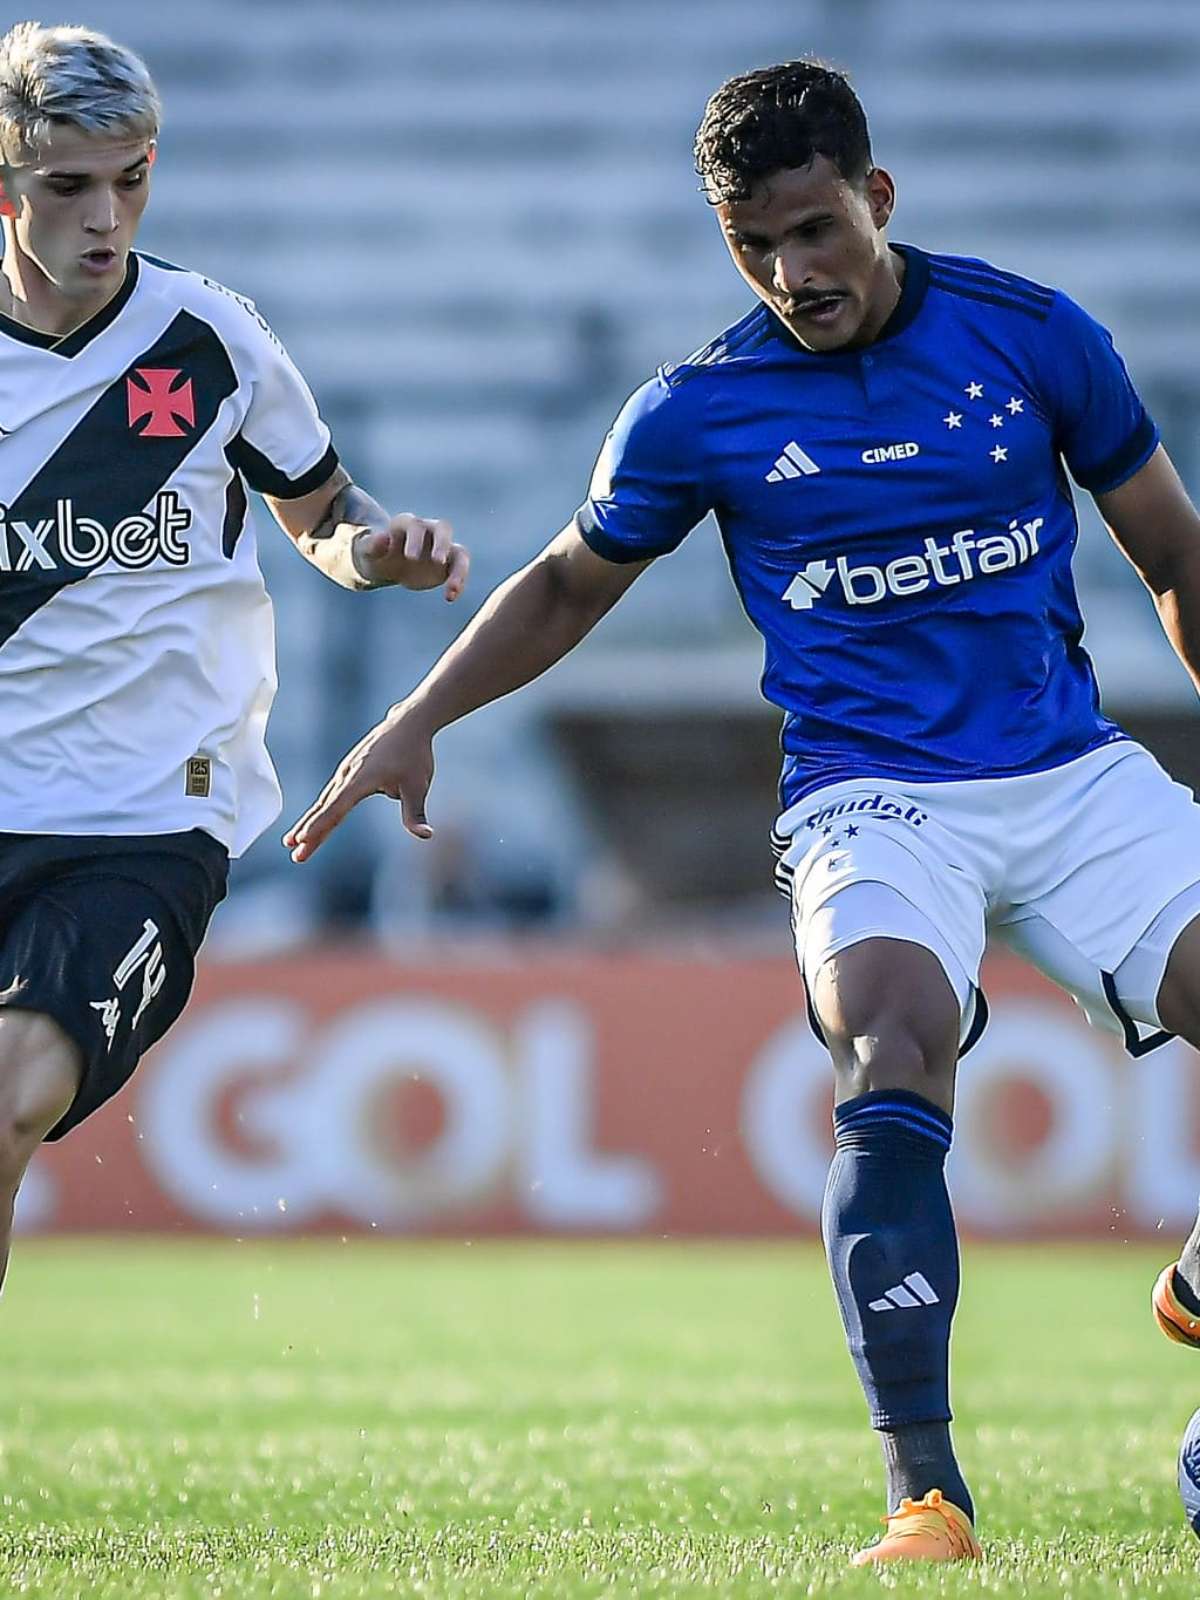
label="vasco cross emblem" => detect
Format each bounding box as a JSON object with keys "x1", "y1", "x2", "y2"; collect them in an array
[{"x1": 126, "y1": 367, "x2": 196, "y2": 438}]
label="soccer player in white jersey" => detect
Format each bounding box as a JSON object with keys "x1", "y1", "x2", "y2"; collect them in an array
[
  {"x1": 288, "y1": 60, "x2": 1200, "y2": 1560},
  {"x1": 0, "y1": 20, "x2": 469, "y2": 1290}
]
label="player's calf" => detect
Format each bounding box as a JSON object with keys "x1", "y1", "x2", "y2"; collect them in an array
[
  {"x1": 812, "y1": 938, "x2": 975, "y2": 1541},
  {"x1": 0, "y1": 1011, "x2": 81, "y2": 1289}
]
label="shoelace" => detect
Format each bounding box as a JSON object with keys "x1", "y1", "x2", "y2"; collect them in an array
[{"x1": 878, "y1": 1490, "x2": 974, "y2": 1557}]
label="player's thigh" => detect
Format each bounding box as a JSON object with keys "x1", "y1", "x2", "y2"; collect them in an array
[
  {"x1": 1014, "y1": 745, "x2": 1200, "y2": 991},
  {"x1": 1148, "y1": 900, "x2": 1200, "y2": 1046},
  {"x1": 773, "y1": 800, "x2": 987, "y2": 1109},
  {"x1": 997, "y1": 884, "x2": 1200, "y2": 1054},
  {"x1": 774, "y1": 786, "x2": 988, "y2": 992},
  {"x1": 0, "y1": 839, "x2": 227, "y2": 1142},
  {"x1": 999, "y1": 748, "x2": 1200, "y2": 1050}
]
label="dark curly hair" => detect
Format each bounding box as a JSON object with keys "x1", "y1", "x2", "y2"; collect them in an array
[{"x1": 694, "y1": 59, "x2": 872, "y2": 204}]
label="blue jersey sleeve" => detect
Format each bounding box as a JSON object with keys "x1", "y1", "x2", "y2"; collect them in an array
[
  {"x1": 1041, "y1": 292, "x2": 1159, "y2": 494},
  {"x1": 575, "y1": 372, "x2": 711, "y2": 563}
]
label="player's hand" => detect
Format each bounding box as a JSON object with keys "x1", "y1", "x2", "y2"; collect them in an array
[
  {"x1": 353, "y1": 515, "x2": 469, "y2": 600},
  {"x1": 284, "y1": 706, "x2": 436, "y2": 862}
]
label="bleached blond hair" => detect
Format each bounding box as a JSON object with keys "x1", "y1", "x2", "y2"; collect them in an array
[{"x1": 0, "y1": 20, "x2": 160, "y2": 167}]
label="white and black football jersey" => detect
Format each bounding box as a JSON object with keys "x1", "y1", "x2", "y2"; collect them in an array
[{"x1": 0, "y1": 253, "x2": 337, "y2": 855}]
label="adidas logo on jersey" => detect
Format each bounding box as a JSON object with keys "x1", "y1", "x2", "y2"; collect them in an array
[
  {"x1": 782, "y1": 517, "x2": 1044, "y2": 611},
  {"x1": 0, "y1": 490, "x2": 192, "y2": 573},
  {"x1": 766, "y1": 441, "x2": 821, "y2": 481},
  {"x1": 869, "y1": 1272, "x2": 940, "y2": 1312}
]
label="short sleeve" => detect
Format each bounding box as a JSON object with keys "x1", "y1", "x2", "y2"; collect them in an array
[
  {"x1": 226, "y1": 304, "x2": 338, "y2": 498},
  {"x1": 575, "y1": 372, "x2": 711, "y2": 563},
  {"x1": 1041, "y1": 292, "x2": 1159, "y2": 494}
]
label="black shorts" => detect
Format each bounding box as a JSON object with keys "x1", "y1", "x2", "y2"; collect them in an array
[{"x1": 0, "y1": 829, "x2": 228, "y2": 1140}]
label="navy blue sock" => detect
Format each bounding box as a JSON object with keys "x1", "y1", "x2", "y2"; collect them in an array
[{"x1": 822, "y1": 1089, "x2": 973, "y2": 1521}]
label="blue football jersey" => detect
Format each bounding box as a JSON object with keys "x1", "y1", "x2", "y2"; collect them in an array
[{"x1": 576, "y1": 245, "x2": 1159, "y2": 807}]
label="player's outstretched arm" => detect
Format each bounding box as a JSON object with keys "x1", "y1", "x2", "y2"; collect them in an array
[
  {"x1": 1098, "y1": 445, "x2": 1200, "y2": 695},
  {"x1": 267, "y1": 465, "x2": 470, "y2": 600},
  {"x1": 284, "y1": 522, "x2": 650, "y2": 862}
]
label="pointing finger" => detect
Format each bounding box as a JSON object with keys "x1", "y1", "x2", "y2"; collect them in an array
[
  {"x1": 284, "y1": 765, "x2": 343, "y2": 848},
  {"x1": 286, "y1": 764, "x2": 375, "y2": 862}
]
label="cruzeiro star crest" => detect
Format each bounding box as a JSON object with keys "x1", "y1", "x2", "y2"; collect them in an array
[{"x1": 944, "y1": 380, "x2": 1026, "y2": 464}]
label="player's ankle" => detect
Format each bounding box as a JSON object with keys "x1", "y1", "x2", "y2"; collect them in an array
[{"x1": 880, "y1": 1421, "x2": 975, "y2": 1525}]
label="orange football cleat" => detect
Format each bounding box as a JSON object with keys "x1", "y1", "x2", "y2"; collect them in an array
[
  {"x1": 1153, "y1": 1262, "x2": 1200, "y2": 1349},
  {"x1": 852, "y1": 1488, "x2": 982, "y2": 1566}
]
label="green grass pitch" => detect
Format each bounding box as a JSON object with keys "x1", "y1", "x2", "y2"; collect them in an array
[{"x1": 2, "y1": 1240, "x2": 1199, "y2": 1596}]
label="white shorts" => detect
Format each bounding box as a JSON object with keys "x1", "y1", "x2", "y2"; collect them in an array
[{"x1": 772, "y1": 741, "x2": 1200, "y2": 1054}]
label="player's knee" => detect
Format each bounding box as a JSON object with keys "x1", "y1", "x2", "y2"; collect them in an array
[
  {"x1": 0, "y1": 1103, "x2": 62, "y2": 1196},
  {"x1": 0, "y1": 1126, "x2": 33, "y2": 1196},
  {"x1": 827, "y1": 1010, "x2": 950, "y2": 1099},
  {"x1": 0, "y1": 1012, "x2": 81, "y2": 1189},
  {"x1": 812, "y1": 941, "x2": 959, "y2": 1104}
]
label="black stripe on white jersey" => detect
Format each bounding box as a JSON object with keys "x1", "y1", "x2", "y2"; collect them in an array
[
  {"x1": 227, "y1": 435, "x2": 338, "y2": 499},
  {"x1": 221, "y1": 448, "x2": 249, "y2": 559},
  {"x1": 0, "y1": 308, "x2": 238, "y2": 649}
]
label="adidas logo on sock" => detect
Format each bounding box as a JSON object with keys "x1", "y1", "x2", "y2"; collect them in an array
[
  {"x1": 765, "y1": 441, "x2": 821, "y2": 482},
  {"x1": 868, "y1": 1272, "x2": 940, "y2": 1312}
]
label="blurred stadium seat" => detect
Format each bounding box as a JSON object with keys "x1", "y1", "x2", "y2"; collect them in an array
[{"x1": 68, "y1": 0, "x2": 1200, "y2": 940}]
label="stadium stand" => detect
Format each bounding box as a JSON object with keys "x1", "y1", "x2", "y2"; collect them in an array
[{"x1": 56, "y1": 1, "x2": 1200, "y2": 935}]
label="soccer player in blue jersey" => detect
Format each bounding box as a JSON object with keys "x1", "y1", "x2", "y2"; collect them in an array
[{"x1": 287, "y1": 60, "x2": 1200, "y2": 1561}]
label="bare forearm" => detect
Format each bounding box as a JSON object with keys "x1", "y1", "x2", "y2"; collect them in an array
[
  {"x1": 1151, "y1": 550, "x2": 1200, "y2": 695},
  {"x1": 400, "y1": 552, "x2": 618, "y2": 732},
  {"x1": 296, "y1": 483, "x2": 386, "y2": 591},
  {"x1": 1098, "y1": 450, "x2": 1200, "y2": 696},
  {"x1": 284, "y1": 529, "x2": 641, "y2": 859}
]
